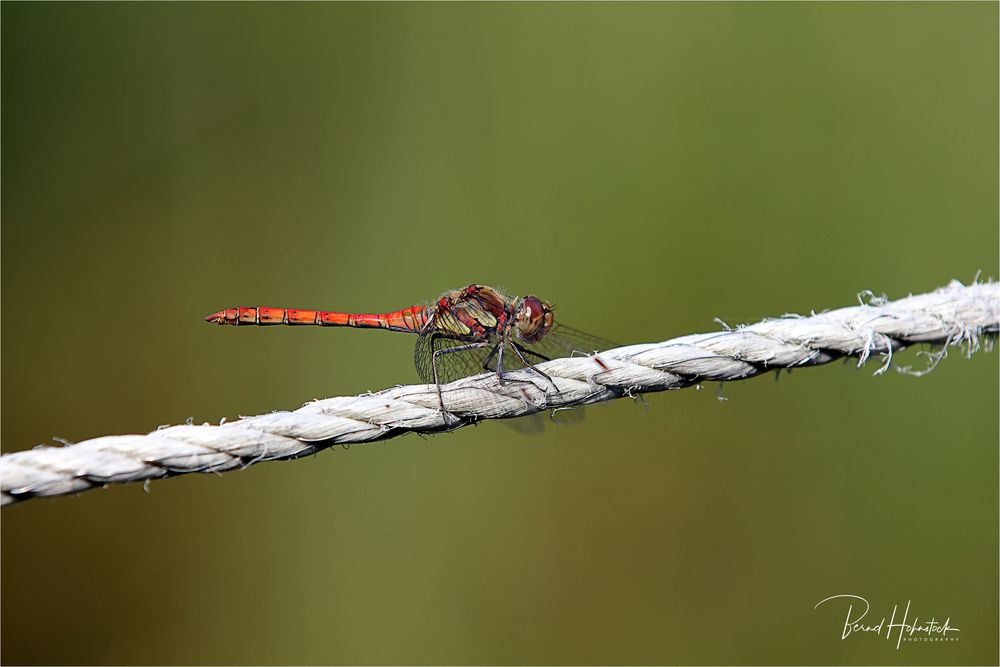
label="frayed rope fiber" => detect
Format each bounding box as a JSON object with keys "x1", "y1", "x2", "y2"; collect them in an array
[{"x1": 3, "y1": 280, "x2": 997, "y2": 506}]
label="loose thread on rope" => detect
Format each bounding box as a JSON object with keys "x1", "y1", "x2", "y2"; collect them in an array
[{"x1": 2, "y1": 279, "x2": 997, "y2": 507}]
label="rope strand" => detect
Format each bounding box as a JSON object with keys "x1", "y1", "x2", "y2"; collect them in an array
[{"x1": 3, "y1": 279, "x2": 996, "y2": 506}]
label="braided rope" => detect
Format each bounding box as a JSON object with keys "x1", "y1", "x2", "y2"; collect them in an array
[{"x1": 3, "y1": 280, "x2": 997, "y2": 506}]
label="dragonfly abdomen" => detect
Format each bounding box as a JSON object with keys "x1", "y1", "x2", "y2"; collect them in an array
[{"x1": 204, "y1": 305, "x2": 429, "y2": 332}]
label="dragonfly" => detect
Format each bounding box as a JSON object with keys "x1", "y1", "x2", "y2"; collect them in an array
[{"x1": 204, "y1": 284, "x2": 616, "y2": 410}]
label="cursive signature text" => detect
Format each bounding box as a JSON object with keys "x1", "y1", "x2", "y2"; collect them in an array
[{"x1": 814, "y1": 594, "x2": 960, "y2": 650}]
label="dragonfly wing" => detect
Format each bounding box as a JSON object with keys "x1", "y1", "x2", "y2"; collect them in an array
[
  {"x1": 414, "y1": 333, "x2": 499, "y2": 384},
  {"x1": 504, "y1": 404, "x2": 586, "y2": 434},
  {"x1": 415, "y1": 323, "x2": 616, "y2": 383},
  {"x1": 513, "y1": 323, "x2": 619, "y2": 366}
]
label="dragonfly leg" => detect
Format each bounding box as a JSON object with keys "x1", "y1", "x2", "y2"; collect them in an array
[
  {"x1": 495, "y1": 340, "x2": 548, "y2": 391},
  {"x1": 511, "y1": 343, "x2": 551, "y2": 363},
  {"x1": 510, "y1": 341, "x2": 556, "y2": 388},
  {"x1": 480, "y1": 343, "x2": 500, "y2": 372}
]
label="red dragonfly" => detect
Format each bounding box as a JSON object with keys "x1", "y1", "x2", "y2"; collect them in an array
[{"x1": 205, "y1": 284, "x2": 615, "y2": 407}]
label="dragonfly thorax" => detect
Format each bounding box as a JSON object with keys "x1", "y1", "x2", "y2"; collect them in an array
[{"x1": 513, "y1": 295, "x2": 554, "y2": 343}]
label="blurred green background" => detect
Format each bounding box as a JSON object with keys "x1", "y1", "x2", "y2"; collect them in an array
[{"x1": 2, "y1": 3, "x2": 997, "y2": 665}]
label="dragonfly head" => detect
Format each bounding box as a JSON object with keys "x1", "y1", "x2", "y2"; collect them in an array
[{"x1": 513, "y1": 295, "x2": 554, "y2": 343}]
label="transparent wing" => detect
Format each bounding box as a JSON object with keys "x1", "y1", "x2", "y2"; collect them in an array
[
  {"x1": 515, "y1": 323, "x2": 619, "y2": 366},
  {"x1": 413, "y1": 323, "x2": 617, "y2": 385},
  {"x1": 502, "y1": 324, "x2": 617, "y2": 418},
  {"x1": 412, "y1": 326, "x2": 588, "y2": 385},
  {"x1": 414, "y1": 333, "x2": 501, "y2": 384},
  {"x1": 412, "y1": 324, "x2": 613, "y2": 430},
  {"x1": 505, "y1": 403, "x2": 587, "y2": 432},
  {"x1": 411, "y1": 321, "x2": 615, "y2": 440}
]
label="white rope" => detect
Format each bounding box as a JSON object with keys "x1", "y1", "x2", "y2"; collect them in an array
[{"x1": 3, "y1": 280, "x2": 997, "y2": 506}]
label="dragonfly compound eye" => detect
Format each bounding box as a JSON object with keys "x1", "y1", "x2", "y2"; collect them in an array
[{"x1": 514, "y1": 295, "x2": 554, "y2": 343}]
